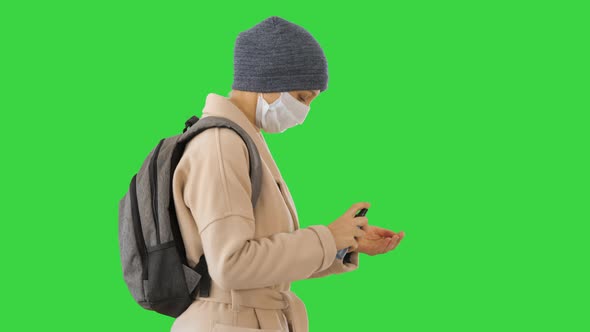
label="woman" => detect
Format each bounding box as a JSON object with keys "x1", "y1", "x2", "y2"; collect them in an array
[{"x1": 171, "y1": 16, "x2": 405, "y2": 332}]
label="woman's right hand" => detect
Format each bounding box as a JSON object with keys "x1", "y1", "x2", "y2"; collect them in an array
[{"x1": 327, "y1": 202, "x2": 370, "y2": 251}]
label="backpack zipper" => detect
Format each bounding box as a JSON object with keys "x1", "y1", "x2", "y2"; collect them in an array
[{"x1": 149, "y1": 138, "x2": 165, "y2": 245}]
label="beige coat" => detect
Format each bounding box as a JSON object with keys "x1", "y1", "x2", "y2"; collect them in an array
[{"x1": 170, "y1": 93, "x2": 359, "y2": 332}]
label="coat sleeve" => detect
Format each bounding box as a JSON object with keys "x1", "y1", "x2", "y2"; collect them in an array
[
  {"x1": 304, "y1": 251, "x2": 360, "y2": 279},
  {"x1": 175, "y1": 127, "x2": 338, "y2": 290}
]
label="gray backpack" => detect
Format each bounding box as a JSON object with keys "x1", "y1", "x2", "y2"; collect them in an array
[{"x1": 118, "y1": 115, "x2": 263, "y2": 318}]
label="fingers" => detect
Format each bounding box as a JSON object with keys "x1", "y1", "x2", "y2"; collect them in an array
[
  {"x1": 385, "y1": 234, "x2": 402, "y2": 251},
  {"x1": 381, "y1": 237, "x2": 393, "y2": 254},
  {"x1": 350, "y1": 239, "x2": 359, "y2": 252},
  {"x1": 354, "y1": 227, "x2": 366, "y2": 238},
  {"x1": 347, "y1": 202, "x2": 371, "y2": 216},
  {"x1": 353, "y1": 216, "x2": 368, "y2": 229},
  {"x1": 377, "y1": 228, "x2": 396, "y2": 237}
]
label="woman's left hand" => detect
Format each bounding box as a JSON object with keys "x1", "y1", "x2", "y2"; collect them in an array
[{"x1": 353, "y1": 225, "x2": 405, "y2": 256}]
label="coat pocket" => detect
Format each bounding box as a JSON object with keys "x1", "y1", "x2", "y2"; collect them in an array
[{"x1": 211, "y1": 322, "x2": 281, "y2": 332}]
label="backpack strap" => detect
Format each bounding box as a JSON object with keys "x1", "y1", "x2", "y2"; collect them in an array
[
  {"x1": 177, "y1": 115, "x2": 263, "y2": 208},
  {"x1": 193, "y1": 253, "x2": 210, "y2": 297}
]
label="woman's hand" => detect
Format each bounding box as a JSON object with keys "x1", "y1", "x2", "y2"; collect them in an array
[
  {"x1": 327, "y1": 202, "x2": 369, "y2": 251},
  {"x1": 352, "y1": 225, "x2": 405, "y2": 256}
]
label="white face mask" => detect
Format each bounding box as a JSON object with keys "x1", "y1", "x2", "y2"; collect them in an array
[{"x1": 255, "y1": 92, "x2": 311, "y2": 133}]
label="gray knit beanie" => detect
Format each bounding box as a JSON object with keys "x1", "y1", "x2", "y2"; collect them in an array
[{"x1": 232, "y1": 16, "x2": 329, "y2": 93}]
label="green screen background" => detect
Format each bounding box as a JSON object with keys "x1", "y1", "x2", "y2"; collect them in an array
[{"x1": 2, "y1": 1, "x2": 588, "y2": 331}]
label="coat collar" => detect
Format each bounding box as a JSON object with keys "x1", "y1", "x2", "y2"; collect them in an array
[{"x1": 200, "y1": 93, "x2": 283, "y2": 179}]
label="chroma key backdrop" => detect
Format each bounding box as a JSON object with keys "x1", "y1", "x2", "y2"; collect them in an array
[{"x1": 1, "y1": 1, "x2": 588, "y2": 331}]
